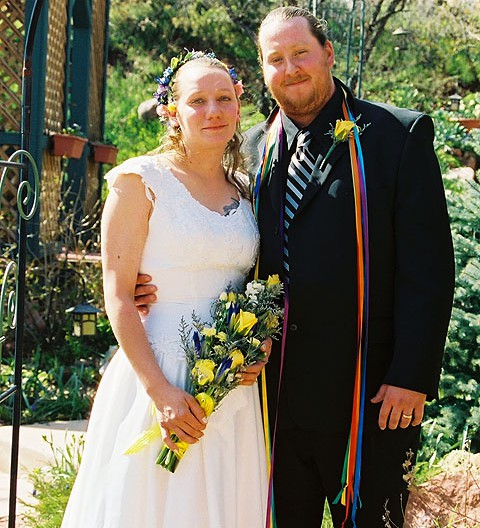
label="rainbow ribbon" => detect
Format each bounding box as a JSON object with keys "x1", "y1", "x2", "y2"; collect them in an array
[
  {"x1": 252, "y1": 112, "x2": 283, "y2": 528},
  {"x1": 333, "y1": 89, "x2": 370, "y2": 527}
]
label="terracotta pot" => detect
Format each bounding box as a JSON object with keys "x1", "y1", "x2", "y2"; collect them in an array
[
  {"x1": 458, "y1": 118, "x2": 480, "y2": 131},
  {"x1": 90, "y1": 143, "x2": 119, "y2": 164},
  {"x1": 52, "y1": 134, "x2": 88, "y2": 159}
]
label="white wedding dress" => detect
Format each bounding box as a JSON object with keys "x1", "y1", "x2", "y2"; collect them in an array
[{"x1": 61, "y1": 156, "x2": 267, "y2": 528}]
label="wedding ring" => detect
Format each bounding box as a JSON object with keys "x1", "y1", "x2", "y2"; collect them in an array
[{"x1": 401, "y1": 413, "x2": 413, "y2": 419}]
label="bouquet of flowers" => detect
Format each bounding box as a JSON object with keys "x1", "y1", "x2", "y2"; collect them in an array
[{"x1": 125, "y1": 274, "x2": 283, "y2": 473}]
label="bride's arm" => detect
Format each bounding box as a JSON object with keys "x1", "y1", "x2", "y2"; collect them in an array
[{"x1": 101, "y1": 173, "x2": 206, "y2": 449}]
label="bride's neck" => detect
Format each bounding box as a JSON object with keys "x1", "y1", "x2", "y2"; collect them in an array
[{"x1": 169, "y1": 150, "x2": 226, "y2": 181}]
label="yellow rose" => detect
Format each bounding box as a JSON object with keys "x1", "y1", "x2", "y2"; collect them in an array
[
  {"x1": 334, "y1": 119, "x2": 355, "y2": 142},
  {"x1": 192, "y1": 359, "x2": 215, "y2": 385},
  {"x1": 266, "y1": 274, "x2": 281, "y2": 288},
  {"x1": 232, "y1": 310, "x2": 258, "y2": 336},
  {"x1": 195, "y1": 392, "x2": 215, "y2": 417},
  {"x1": 201, "y1": 327, "x2": 216, "y2": 337},
  {"x1": 229, "y1": 349, "x2": 245, "y2": 369}
]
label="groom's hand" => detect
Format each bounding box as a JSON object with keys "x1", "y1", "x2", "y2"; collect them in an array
[
  {"x1": 134, "y1": 273, "x2": 157, "y2": 315},
  {"x1": 237, "y1": 338, "x2": 272, "y2": 386},
  {"x1": 371, "y1": 384, "x2": 426, "y2": 431}
]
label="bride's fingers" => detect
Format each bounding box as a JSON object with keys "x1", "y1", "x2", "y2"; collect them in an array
[{"x1": 185, "y1": 394, "x2": 208, "y2": 426}]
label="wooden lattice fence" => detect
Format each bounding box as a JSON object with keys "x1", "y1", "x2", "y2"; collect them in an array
[{"x1": 1, "y1": 0, "x2": 109, "y2": 250}]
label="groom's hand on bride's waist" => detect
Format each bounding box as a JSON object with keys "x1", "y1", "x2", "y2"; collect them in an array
[{"x1": 135, "y1": 273, "x2": 157, "y2": 315}]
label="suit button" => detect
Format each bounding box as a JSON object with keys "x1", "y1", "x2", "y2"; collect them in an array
[{"x1": 289, "y1": 323, "x2": 298, "y2": 332}]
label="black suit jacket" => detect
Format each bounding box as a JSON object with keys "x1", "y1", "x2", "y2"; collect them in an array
[{"x1": 243, "y1": 79, "x2": 455, "y2": 432}]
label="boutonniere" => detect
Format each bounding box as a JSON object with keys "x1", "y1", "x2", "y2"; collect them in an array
[{"x1": 319, "y1": 116, "x2": 370, "y2": 171}]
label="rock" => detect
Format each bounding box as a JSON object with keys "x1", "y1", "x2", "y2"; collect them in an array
[
  {"x1": 138, "y1": 98, "x2": 158, "y2": 121},
  {"x1": 404, "y1": 450, "x2": 480, "y2": 527}
]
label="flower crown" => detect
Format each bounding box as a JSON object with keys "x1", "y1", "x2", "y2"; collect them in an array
[{"x1": 153, "y1": 50, "x2": 244, "y2": 111}]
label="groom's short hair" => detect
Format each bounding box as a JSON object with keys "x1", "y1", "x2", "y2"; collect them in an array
[{"x1": 257, "y1": 5, "x2": 329, "y2": 63}]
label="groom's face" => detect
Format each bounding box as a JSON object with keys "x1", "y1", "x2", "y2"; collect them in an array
[{"x1": 259, "y1": 16, "x2": 335, "y2": 126}]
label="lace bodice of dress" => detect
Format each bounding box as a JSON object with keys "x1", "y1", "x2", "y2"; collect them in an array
[{"x1": 105, "y1": 155, "x2": 260, "y2": 304}]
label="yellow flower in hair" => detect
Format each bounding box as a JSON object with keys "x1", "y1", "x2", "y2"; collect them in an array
[
  {"x1": 167, "y1": 102, "x2": 177, "y2": 114},
  {"x1": 192, "y1": 359, "x2": 215, "y2": 385}
]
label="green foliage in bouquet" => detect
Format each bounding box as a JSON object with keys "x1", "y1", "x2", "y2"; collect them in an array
[{"x1": 125, "y1": 275, "x2": 284, "y2": 473}]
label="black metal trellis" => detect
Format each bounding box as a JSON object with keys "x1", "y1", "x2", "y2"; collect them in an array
[{"x1": 0, "y1": 1, "x2": 44, "y2": 526}]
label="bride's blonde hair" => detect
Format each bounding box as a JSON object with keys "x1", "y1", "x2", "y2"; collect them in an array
[{"x1": 156, "y1": 53, "x2": 248, "y2": 197}]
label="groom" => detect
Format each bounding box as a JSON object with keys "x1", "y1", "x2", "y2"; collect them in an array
[
  {"x1": 242, "y1": 6, "x2": 454, "y2": 527},
  {"x1": 135, "y1": 6, "x2": 455, "y2": 527}
]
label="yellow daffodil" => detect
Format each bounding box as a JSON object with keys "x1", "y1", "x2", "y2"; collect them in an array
[
  {"x1": 334, "y1": 119, "x2": 355, "y2": 142},
  {"x1": 201, "y1": 327, "x2": 216, "y2": 337},
  {"x1": 216, "y1": 331, "x2": 228, "y2": 342},
  {"x1": 195, "y1": 392, "x2": 215, "y2": 417},
  {"x1": 266, "y1": 274, "x2": 281, "y2": 288},
  {"x1": 232, "y1": 310, "x2": 258, "y2": 336},
  {"x1": 229, "y1": 349, "x2": 245, "y2": 369},
  {"x1": 192, "y1": 359, "x2": 215, "y2": 385}
]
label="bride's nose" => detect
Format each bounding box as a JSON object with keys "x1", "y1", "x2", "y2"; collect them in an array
[{"x1": 205, "y1": 100, "x2": 221, "y2": 118}]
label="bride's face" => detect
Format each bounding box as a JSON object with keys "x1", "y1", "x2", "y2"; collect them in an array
[{"x1": 173, "y1": 65, "x2": 240, "y2": 152}]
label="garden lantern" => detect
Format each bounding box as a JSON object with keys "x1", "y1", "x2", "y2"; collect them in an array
[
  {"x1": 448, "y1": 93, "x2": 462, "y2": 112},
  {"x1": 67, "y1": 301, "x2": 103, "y2": 336},
  {"x1": 392, "y1": 27, "x2": 411, "y2": 51}
]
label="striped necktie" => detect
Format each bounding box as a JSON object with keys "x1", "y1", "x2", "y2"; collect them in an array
[{"x1": 283, "y1": 129, "x2": 315, "y2": 278}]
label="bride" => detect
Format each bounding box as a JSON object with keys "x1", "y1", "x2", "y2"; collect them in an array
[{"x1": 61, "y1": 51, "x2": 268, "y2": 528}]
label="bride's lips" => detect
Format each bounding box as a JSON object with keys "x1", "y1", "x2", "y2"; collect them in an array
[{"x1": 203, "y1": 124, "x2": 228, "y2": 130}]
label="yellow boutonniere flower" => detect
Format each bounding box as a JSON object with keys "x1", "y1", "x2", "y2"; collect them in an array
[
  {"x1": 333, "y1": 119, "x2": 355, "y2": 142},
  {"x1": 192, "y1": 359, "x2": 215, "y2": 385},
  {"x1": 266, "y1": 274, "x2": 281, "y2": 288},
  {"x1": 231, "y1": 310, "x2": 258, "y2": 336},
  {"x1": 319, "y1": 115, "x2": 370, "y2": 172}
]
